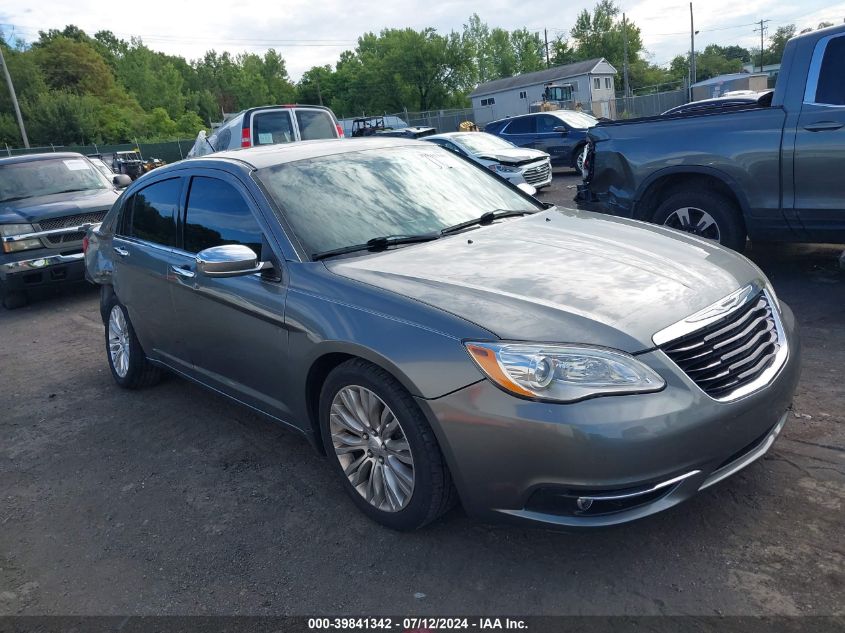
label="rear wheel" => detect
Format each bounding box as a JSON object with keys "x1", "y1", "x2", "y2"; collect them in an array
[
  {"x1": 319, "y1": 359, "x2": 457, "y2": 530},
  {"x1": 652, "y1": 190, "x2": 746, "y2": 252},
  {"x1": 104, "y1": 297, "x2": 161, "y2": 389}
]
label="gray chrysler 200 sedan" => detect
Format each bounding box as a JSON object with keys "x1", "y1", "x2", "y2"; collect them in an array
[{"x1": 84, "y1": 138, "x2": 800, "y2": 531}]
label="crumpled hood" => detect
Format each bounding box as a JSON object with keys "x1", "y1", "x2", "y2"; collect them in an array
[
  {"x1": 479, "y1": 147, "x2": 548, "y2": 164},
  {"x1": 326, "y1": 208, "x2": 762, "y2": 352},
  {"x1": 0, "y1": 189, "x2": 120, "y2": 224}
]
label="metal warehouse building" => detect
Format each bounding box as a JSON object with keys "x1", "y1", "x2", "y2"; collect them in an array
[{"x1": 469, "y1": 58, "x2": 618, "y2": 125}]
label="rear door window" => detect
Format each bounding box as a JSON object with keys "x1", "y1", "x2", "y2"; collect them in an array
[
  {"x1": 252, "y1": 110, "x2": 294, "y2": 145},
  {"x1": 504, "y1": 117, "x2": 535, "y2": 134},
  {"x1": 128, "y1": 178, "x2": 180, "y2": 246},
  {"x1": 295, "y1": 110, "x2": 337, "y2": 140},
  {"x1": 814, "y1": 36, "x2": 845, "y2": 105},
  {"x1": 537, "y1": 115, "x2": 562, "y2": 133},
  {"x1": 183, "y1": 176, "x2": 263, "y2": 256}
]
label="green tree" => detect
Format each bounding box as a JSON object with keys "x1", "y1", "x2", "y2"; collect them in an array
[
  {"x1": 767, "y1": 25, "x2": 796, "y2": 64},
  {"x1": 32, "y1": 37, "x2": 118, "y2": 98}
]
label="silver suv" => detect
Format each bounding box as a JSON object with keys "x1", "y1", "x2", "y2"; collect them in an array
[{"x1": 189, "y1": 105, "x2": 342, "y2": 157}]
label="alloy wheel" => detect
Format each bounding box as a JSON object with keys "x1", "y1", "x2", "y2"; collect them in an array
[
  {"x1": 108, "y1": 305, "x2": 130, "y2": 378},
  {"x1": 329, "y1": 385, "x2": 415, "y2": 512},
  {"x1": 663, "y1": 206, "x2": 722, "y2": 242}
]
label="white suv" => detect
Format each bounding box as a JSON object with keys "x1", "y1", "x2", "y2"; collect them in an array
[{"x1": 189, "y1": 105, "x2": 343, "y2": 157}]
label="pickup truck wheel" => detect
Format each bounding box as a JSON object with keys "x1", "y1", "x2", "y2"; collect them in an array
[
  {"x1": 1, "y1": 286, "x2": 27, "y2": 310},
  {"x1": 319, "y1": 359, "x2": 457, "y2": 531},
  {"x1": 104, "y1": 298, "x2": 162, "y2": 389},
  {"x1": 652, "y1": 191, "x2": 746, "y2": 252}
]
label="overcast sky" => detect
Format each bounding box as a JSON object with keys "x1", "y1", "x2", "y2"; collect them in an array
[{"x1": 2, "y1": 0, "x2": 843, "y2": 81}]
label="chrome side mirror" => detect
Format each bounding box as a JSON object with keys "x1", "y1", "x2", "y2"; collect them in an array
[
  {"x1": 113, "y1": 174, "x2": 132, "y2": 188},
  {"x1": 195, "y1": 244, "x2": 269, "y2": 278}
]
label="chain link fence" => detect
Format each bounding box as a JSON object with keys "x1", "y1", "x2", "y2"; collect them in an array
[
  {"x1": 614, "y1": 90, "x2": 688, "y2": 119},
  {"x1": 3, "y1": 139, "x2": 196, "y2": 164}
]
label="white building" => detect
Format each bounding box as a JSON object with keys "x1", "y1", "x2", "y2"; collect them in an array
[{"x1": 469, "y1": 58, "x2": 618, "y2": 125}]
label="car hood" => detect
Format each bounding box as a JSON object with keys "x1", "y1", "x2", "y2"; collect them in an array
[
  {"x1": 477, "y1": 147, "x2": 548, "y2": 164},
  {"x1": 0, "y1": 189, "x2": 120, "y2": 224},
  {"x1": 326, "y1": 208, "x2": 762, "y2": 352}
]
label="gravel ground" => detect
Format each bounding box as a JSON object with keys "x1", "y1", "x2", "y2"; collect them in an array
[{"x1": 1, "y1": 173, "x2": 843, "y2": 616}]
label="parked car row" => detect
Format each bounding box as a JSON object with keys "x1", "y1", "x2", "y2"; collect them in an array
[{"x1": 3, "y1": 41, "x2": 814, "y2": 533}]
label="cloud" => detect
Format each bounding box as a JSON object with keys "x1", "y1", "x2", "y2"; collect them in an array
[{"x1": 2, "y1": 0, "x2": 843, "y2": 80}]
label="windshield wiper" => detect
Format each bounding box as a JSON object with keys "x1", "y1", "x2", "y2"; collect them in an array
[
  {"x1": 52, "y1": 188, "x2": 94, "y2": 194},
  {"x1": 0, "y1": 195, "x2": 31, "y2": 203},
  {"x1": 439, "y1": 209, "x2": 537, "y2": 236},
  {"x1": 312, "y1": 232, "x2": 441, "y2": 261}
]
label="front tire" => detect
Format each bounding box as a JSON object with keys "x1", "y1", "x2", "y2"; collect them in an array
[
  {"x1": 319, "y1": 359, "x2": 457, "y2": 530},
  {"x1": 104, "y1": 297, "x2": 161, "y2": 389},
  {"x1": 1, "y1": 283, "x2": 27, "y2": 310},
  {"x1": 573, "y1": 144, "x2": 587, "y2": 173},
  {"x1": 651, "y1": 190, "x2": 747, "y2": 252}
]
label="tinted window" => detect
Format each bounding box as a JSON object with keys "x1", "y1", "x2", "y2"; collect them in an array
[
  {"x1": 296, "y1": 110, "x2": 336, "y2": 140},
  {"x1": 116, "y1": 194, "x2": 135, "y2": 236},
  {"x1": 216, "y1": 127, "x2": 232, "y2": 150},
  {"x1": 253, "y1": 111, "x2": 294, "y2": 145},
  {"x1": 815, "y1": 36, "x2": 845, "y2": 105},
  {"x1": 537, "y1": 115, "x2": 561, "y2": 133},
  {"x1": 505, "y1": 117, "x2": 535, "y2": 134},
  {"x1": 183, "y1": 177, "x2": 263, "y2": 255},
  {"x1": 256, "y1": 145, "x2": 541, "y2": 256},
  {"x1": 130, "y1": 179, "x2": 179, "y2": 246}
]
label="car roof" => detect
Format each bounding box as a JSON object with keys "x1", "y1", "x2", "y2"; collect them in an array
[
  {"x1": 159, "y1": 138, "x2": 424, "y2": 172},
  {"x1": 0, "y1": 151, "x2": 86, "y2": 166},
  {"x1": 486, "y1": 110, "x2": 595, "y2": 127}
]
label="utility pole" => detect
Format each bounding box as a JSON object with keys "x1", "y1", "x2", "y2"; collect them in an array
[
  {"x1": 316, "y1": 77, "x2": 324, "y2": 106},
  {"x1": 754, "y1": 19, "x2": 770, "y2": 72},
  {"x1": 689, "y1": 3, "x2": 696, "y2": 87},
  {"x1": 622, "y1": 13, "x2": 631, "y2": 100},
  {"x1": 544, "y1": 29, "x2": 550, "y2": 67},
  {"x1": 0, "y1": 45, "x2": 29, "y2": 148}
]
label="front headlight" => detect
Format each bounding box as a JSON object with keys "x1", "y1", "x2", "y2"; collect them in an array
[
  {"x1": 488, "y1": 163, "x2": 520, "y2": 174},
  {"x1": 0, "y1": 224, "x2": 41, "y2": 253},
  {"x1": 465, "y1": 342, "x2": 665, "y2": 402}
]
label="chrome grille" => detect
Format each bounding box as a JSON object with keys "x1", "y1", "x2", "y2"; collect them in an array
[
  {"x1": 523, "y1": 161, "x2": 551, "y2": 185},
  {"x1": 37, "y1": 211, "x2": 107, "y2": 245},
  {"x1": 659, "y1": 291, "x2": 781, "y2": 399}
]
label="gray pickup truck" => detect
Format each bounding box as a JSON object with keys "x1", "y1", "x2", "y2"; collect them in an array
[
  {"x1": 0, "y1": 152, "x2": 130, "y2": 309},
  {"x1": 577, "y1": 24, "x2": 845, "y2": 251}
]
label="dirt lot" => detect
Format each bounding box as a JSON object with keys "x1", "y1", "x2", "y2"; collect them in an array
[{"x1": 1, "y1": 173, "x2": 843, "y2": 616}]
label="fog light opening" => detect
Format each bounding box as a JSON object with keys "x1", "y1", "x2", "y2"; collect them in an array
[{"x1": 576, "y1": 497, "x2": 593, "y2": 512}]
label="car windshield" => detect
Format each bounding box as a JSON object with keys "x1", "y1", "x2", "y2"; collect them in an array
[
  {"x1": 553, "y1": 111, "x2": 598, "y2": 129},
  {"x1": 256, "y1": 145, "x2": 541, "y2": 256},
  {"x1": 454, "y1": 133, "x2": 515, "y2": 153},
  {"x1": 88, "y1": 158, "x2": 114, "y2": 178},
  {"x1": 0, "y1": 157, "x2": 109, "y2": 202}
]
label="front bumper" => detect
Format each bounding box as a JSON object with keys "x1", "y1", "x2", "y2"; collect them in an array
[
  {"x1": 417, "y1": 303, "x2": 801, "y2": 528},
  {"x1": 0, "y1": 251, "x2": 86, "y2": 290},
  {"x1": 574, "y1": 183, "x2": 633, "y2": 216}
]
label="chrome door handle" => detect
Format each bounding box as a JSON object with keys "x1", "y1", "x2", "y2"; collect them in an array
[
  {"x1": 804, "y1": 121, "x2": 844, "y2": 132},
  {"x1": 113, "y1": 246, "x2": 129, "y2": 257},
  {"x1": 170, "y1": 265, "x2": 196, "y2": 279}
]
